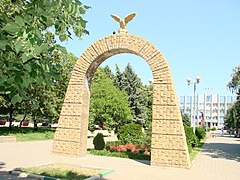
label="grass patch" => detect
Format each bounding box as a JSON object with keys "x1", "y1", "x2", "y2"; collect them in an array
[
  {"x1": 89, "y1": 149, "x2": 150, "y2": 161},
  {"x1": 0, "y1": 127, "x2": 55, "y2": 141},
  {"x1": 22, "y1": 163, "x2": 105, "y2": 180},
  {"x1": 190, "y1": 139, "x2": 205, "y2": 161}
]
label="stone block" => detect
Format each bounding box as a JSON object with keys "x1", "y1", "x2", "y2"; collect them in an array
[
  {"x1": 153, "y1": 84, "x2": 178, "y2": 106},
  {"x1": 57, "y1": 116, "x2": 81, "y2": 129},
  {"x1": 152, "y1": 119, "x2": 184, "y2": 134},
  {"x1": 152, "y1": 105, "x2": 181, "y2": 120},
  {"x1": 54, "y1": 128, "x2": 81, "y2": 142},
  {"x1": 151, "y1": 148, "x2": 190, "y2": 168},
  {"x1": 151, "y1": 134, "x2": 186, "y2": 150},
  {"x1": 61, "y1": 103, "x2": 83, "y2": 116}
]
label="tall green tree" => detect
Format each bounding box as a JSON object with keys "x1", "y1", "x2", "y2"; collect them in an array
[
  {"x1": 140, "y1": 84, "x2": 153, "y2": 129},
  {"x1": 115, "y1": 63, "x2": 146, "y2": 123},
  {"x1": 227, "y1": 65, "x2": 240, "y2": 135},
  {"x1": 14, "y1": 52, "x2": 77, "y2": 127},
  {"x1": 224, "y1": 105, "x2": 235, "y2": 129},
  {"x1": 28, "y1": 53, "x2": 77, "y2": 124},
  {"x1": 0, "y1": 0, "x2": 89, "y2": 128},
  {"x1": 114, "y1": 65, "x2": 124, "y2": 88},
  {"x1": 227, "y1": 66, "x2": 240, "y2": 100},
  {"x1": 90, "y1": 68, "x2": 133, "y2": 131},
  {"x1": 103, "y1": 65, "x2": 114, "y2": 81},
  {"x1": 224, "y1": 99, "x2": 240, "y2": 135}
]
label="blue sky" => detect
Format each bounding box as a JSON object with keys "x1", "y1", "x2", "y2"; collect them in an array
[{"x1": 61, "y1": 0, "x2": 240, "y2": 97}]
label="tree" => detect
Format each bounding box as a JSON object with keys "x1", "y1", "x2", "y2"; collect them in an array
[
  {"x1": 181, "y1": 111, "x2": 191, "y2": 127},
  {"x1": 103, "y1": 65, "x2": 114, "y2": 81},
  {"x1": 227, "y1": 66, "x2": 240, "y2": 99},
  {"x1": 224, "y1": 99, "x2": 240, "y2": 136},
  {"x1": 0, "y1": 0, "x2": 89, "y2": 128},
  {"x1": 224, "y1": 106, "x2": 235, "y2": 129},
  {"x1": 140, "y1": 85, "x2": 153, "y2": 129},
  {"x1": 227, "y1": 65, "x2": 240, "y2": 135},
  {"x1": 116, "y1": 63, "x2": 146, "y2": 123},
  {"x1": 114, "y1": 65, "x2": 124, "y2": 88},
  {"x1": 90, "y1": 68, "x2": 133, "y2": 131}
]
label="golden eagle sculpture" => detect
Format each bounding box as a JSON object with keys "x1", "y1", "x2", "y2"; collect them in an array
[{"x1": 111, "y1": 13, "x2": 136, "y2": 33}]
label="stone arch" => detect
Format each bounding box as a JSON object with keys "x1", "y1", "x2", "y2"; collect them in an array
[{"x1": 52, "y1": 33, "x2": 190, "y2": 168}]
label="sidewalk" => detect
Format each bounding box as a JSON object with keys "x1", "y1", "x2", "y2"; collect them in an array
[{"x1": 0, "y1": 135, "x2": 240, "y2": 180}]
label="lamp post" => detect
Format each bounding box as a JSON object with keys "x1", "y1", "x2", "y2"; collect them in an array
[{"x1": 187, "y1": 76, "x2": 200, "y2": 134}]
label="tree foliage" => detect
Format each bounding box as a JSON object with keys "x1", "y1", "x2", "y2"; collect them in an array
[
  {"x1": 90, "y1": 68, "x2": 133, "y2": 130},
  {"x1": 103, "y1": 65, "x2": 114, "y2": 81},
  {"x1": 226, "y1": 65, "x2": 240, "y2": 135},
  {"x1": 114, "y1": 63, "x2": 149, "y2": 124},
  {"x1": 227, "y1": 65, "x2": 240, "y2": 99},
  {"x1": 117, "y1": 124, "x2": 143, "y2": 144},
  {"x1": 0, "y1": 0, "x2": 89, "y2": 127},
  {"x1": 138, "y1": 85, "x2": 153, "y2": 129},
  {"x1": 181, "y1": 111, "x2": 191, "y2": 127},
  {"x1": 224, "y1": 99, "x2": 240, "y2": 135},
  {"x1": 26, "y1": 52, "x2": 77, "y2": 122}
]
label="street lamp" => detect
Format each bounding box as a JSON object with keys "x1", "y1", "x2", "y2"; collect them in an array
[{"x1": 187, "y1": 76, "x2": 200, "y2": 134}]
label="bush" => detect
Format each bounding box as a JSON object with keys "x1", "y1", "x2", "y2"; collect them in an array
[
  {"x1": 89, "y1": 149, "x2": 150, "y2": 160},
  {"x1": 195, "y1": 127, "x2": 206, "y2": 140},
  {"x1": 142, "y1": 128, "x2": 152, "y2": 150},
  {"x1": 93, "y1": 133, "x2": 105, "y2": 150},
  {"x1": 106, "y1": 140, "x2": 122, "y2": 150},
  {"x1": 184, "y1": 126, "x2": 199, "y2": 151},
  {"x1": 117, "y1": 124, "x2": 143, "y2": 144}
]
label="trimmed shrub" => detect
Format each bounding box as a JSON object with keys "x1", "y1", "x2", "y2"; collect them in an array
[
  {"x1": 195, "y1": 127, "x2": 206, "y2": 140},
  {"x1": 211, "y1": 127, "x2": 217, "y2": 131},
  {"x1": 93, "y1": 133, "x2": 105, "y2": 150},
  {"x1": 117, "y1": 124, "x2": 143, "y2": 144},
  {"x1": 184, "y1": 126, "x2": 199, "y2": 151}
]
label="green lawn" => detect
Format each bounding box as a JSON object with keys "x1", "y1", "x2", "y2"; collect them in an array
[{"x1": 0, "y1": 127, "x2": 55, "y2": 141}]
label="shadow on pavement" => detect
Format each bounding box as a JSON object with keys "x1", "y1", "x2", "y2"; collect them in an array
[
  {"x1": 201, "y1": 142, "x2": 240, "y2": 162},
  {"x1": 133, "y1": 159, "x2": 150, "y2": 166}
]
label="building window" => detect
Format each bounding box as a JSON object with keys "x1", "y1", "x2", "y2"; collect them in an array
[
  {"x1": 227, "y1": 96, "x2": 232, "y2": 103},
  {"x1": 220, "y1": 96, "x2": 225, "y2": 103},
  {"x1": 206, "y1": 95, "x2": 211, "y2": 102},
  {"x1": 213, "y1": 103, "x2": 218, "y2": 107},
  {"x1": 180, "y1": 96, "x2": 185, "y2": 103},
  {"x1": 187, "y1": 96, "x2": 192, "y2": 103}
]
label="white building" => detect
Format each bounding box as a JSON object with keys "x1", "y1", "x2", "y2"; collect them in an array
[{"x1": 179, "y1": 94, "x2": 237, "y2": 129}]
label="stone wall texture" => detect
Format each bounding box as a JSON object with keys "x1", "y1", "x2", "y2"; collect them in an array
[{"x1": 52, "y1": 33, "x2": 191, "y2": 168}]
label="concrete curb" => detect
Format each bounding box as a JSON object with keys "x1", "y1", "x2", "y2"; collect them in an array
[
  {"x1": 85, "y1": 169, "x2": 115, "y2": 180},
  {"x1": 10, "y1": 170, "x2": 59, "y2": 180},
  {"x1": 9, "y1": 163, "x2": 114, "y2": 180}
]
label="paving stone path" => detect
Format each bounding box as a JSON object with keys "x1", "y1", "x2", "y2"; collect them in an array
[{"x1": 0, "y1": 135, "x2": 239, "y2": 179}]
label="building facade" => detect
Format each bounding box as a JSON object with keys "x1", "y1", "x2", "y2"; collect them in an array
[{"x1": 179, "y1": 94, "x2": 237, "y2": 129}]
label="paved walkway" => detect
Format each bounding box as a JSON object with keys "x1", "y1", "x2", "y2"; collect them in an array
[{"x1": 0, "y1": 135, "x2": 240, "y2": 180}]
